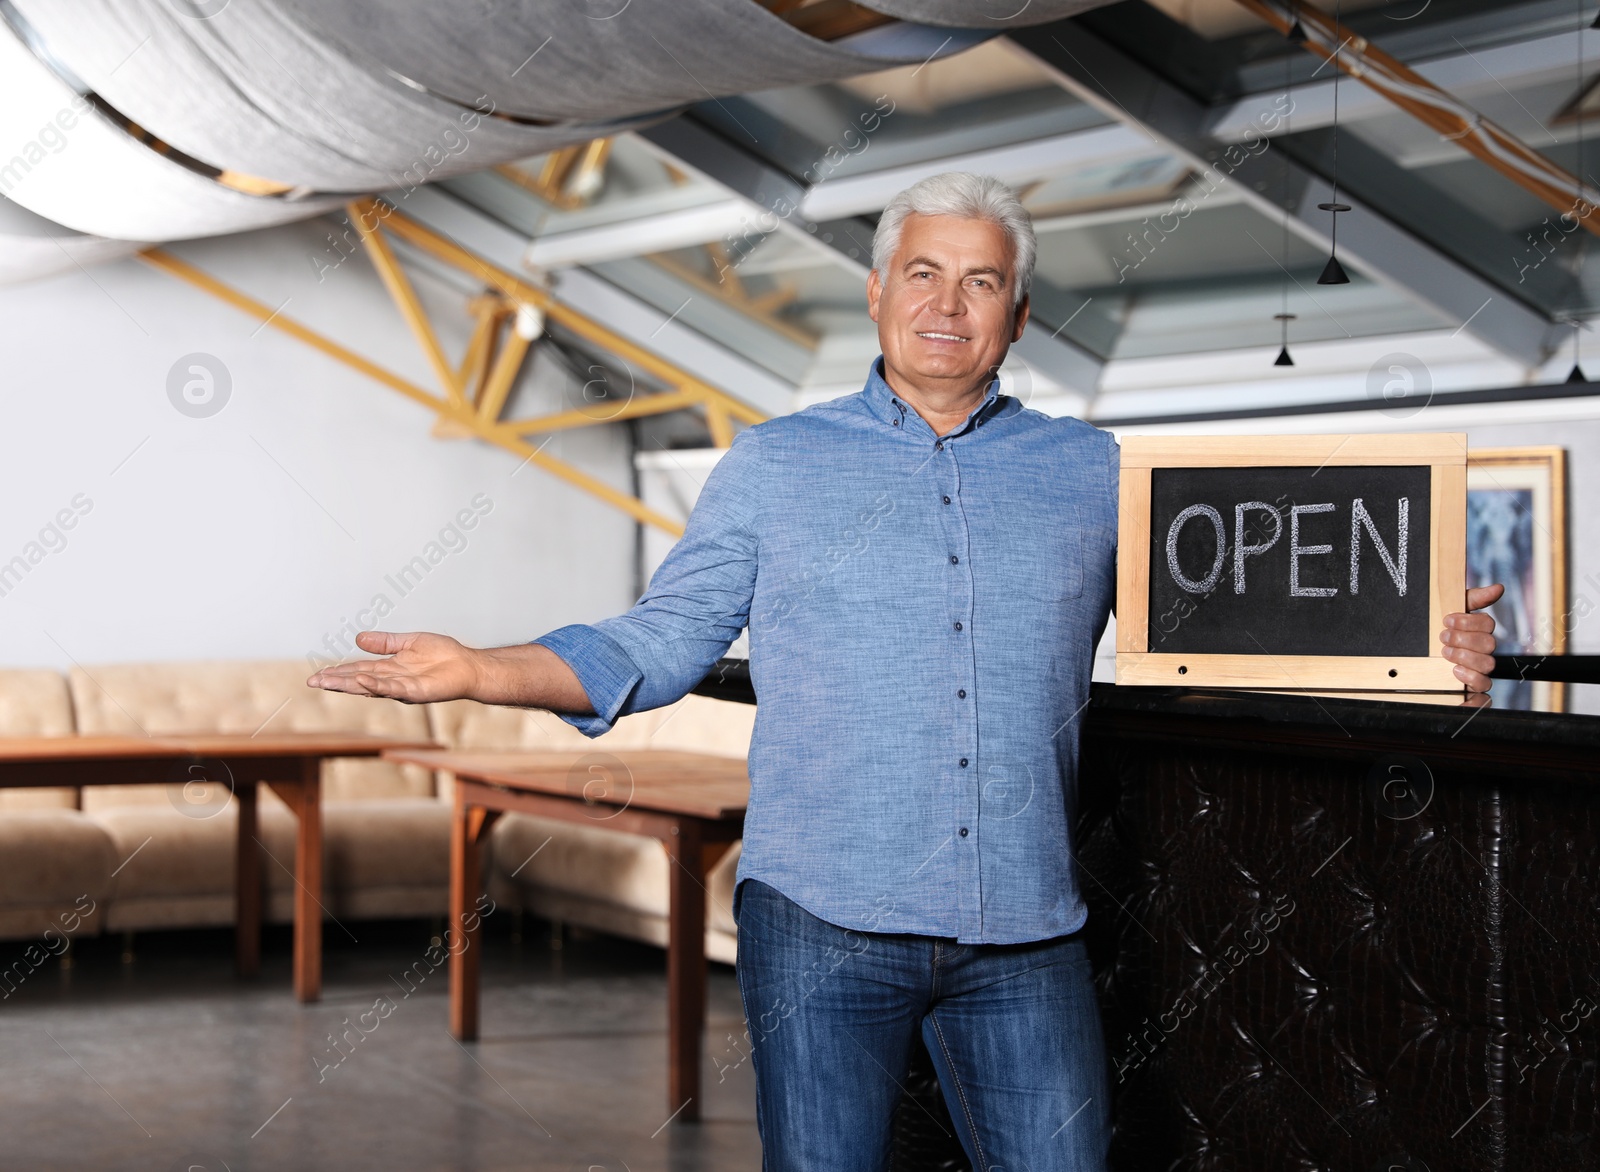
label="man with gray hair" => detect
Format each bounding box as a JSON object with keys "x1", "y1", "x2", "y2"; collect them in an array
[{"x1": 310, "y1": 171, "x2": 1500, "y2": 1169}]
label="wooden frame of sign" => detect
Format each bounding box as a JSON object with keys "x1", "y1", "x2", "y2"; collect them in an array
[{"x1": 1116, "y1": 434, "x2": 1467, "y2": 691}]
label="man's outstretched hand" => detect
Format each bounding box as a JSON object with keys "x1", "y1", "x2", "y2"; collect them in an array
[
  {"x1": 306, "y1": 631, "x2": 593, "y2": 711},
  {"x1": 306, "y1": 631, "x2": 482, "y2": 703},
  {"x1": 1441, "y1": 584, "x2": 1504, "y2": 693}
]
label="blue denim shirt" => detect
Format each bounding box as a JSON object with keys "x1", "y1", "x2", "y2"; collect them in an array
[{"x1": 535, "y1": 360, "x2": 1119, "y2": 944}]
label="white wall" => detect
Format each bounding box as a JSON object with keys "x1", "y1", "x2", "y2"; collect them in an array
[{"x1": 0, "y1": 216, "x2": 638, "y2": 671}]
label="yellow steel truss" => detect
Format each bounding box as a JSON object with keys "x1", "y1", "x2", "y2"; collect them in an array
[
  {"x1": 139, "y1": 198, "x2": 771, "y2": 536},
  {"x1": 494, "y1": 137, "x2": 614, "y2": 209}
]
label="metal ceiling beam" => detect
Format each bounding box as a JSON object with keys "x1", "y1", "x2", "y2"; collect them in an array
[
  {"x1": 637, "y1": 114, "x2": 1110, "y2": 394},
  {"x1": 1205, "y1": 30, "x2": 1594, "y2": 144},
  {"x1": 636, "y1": 115, "x2": 888, "y2": 277},
  {"x1": 1007, "y1": 23, "x2": 1560, "y2": 368},
  {"x1": 523, "y1": 197, "x2": 753, "y2": 268},
  {"x1": 798, "y1": 124, "x2": 1161, "y2": 221},
  {"x1": 1274, "y1": 124, "x2": 1578, "y2": 312},
  {"x1": 1229, "y1": 0, "x2": 1600, "y2": 236}
]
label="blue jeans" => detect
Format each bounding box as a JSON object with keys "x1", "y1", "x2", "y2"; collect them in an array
[{"x1": 733, "y1": 878, "x2": 1111, "y2": 1171}]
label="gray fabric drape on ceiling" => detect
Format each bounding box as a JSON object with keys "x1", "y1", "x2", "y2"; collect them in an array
[
  {"x1": 270, "y1": 0, "x2": 948, "y2": 122},
  {"x1": 11, "y1": 0, "x2": 992, "y2": 191},
  {"x1": 12, "y1": 0, "x2": 659, "y2": 191},
  {"x1": 851, "y1": 0, "x2": 1109, "y2": 26},
  {"x1": 1, "y1": 0, "x2": 1102, "y2": 249}
]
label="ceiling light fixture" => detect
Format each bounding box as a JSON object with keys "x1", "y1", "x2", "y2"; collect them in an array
[
  {"x1": 1316, "y1": 0, "x2": 1352, "y2": 285},
  {"x1": 1564, "y1": 318, "x2": 1587, "y2": 381},
  {"x1": 1274, "y1": 315, "x2": 1298, "y2": 365},
  {"x1": 1275, "y1": 47, "x2": 1297, "y2": 365},
  {"x1": 1572, "y1": 0, "x2": 1590, "y2": 381}
]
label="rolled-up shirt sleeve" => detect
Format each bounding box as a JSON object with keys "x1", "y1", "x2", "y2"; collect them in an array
[{"x1": 532, "y1": 426, "x2": 763, "y2": 736}]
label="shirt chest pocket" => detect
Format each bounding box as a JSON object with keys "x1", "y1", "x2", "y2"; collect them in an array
[
  {"x1": 762, "y1": 492, "x2": 922, "y2": 613},
  {"x1": 1008, "y1": 521, "x2": 1085, "y2": 601}
]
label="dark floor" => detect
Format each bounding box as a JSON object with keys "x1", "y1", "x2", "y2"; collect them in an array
[{"x1": 0, "y1": 916, "x2": 761, "y2": 1171}]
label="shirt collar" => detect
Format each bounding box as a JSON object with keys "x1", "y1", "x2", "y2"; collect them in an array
[{"x1": 862, "y1": 357, "x2": 1005, "y2": 438}]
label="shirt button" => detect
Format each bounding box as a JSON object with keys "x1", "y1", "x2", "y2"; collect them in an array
[
  {"x1": 959, "y1": 758, "x2": 968, "y2": 767},
  {"x1": 935, "y1": 441, "x2": 944, "y2": 450},
  {"x1": 958, "y1": 689, "x2": 966, "y2": 698},
  {"x1": 892, "y1": 418, "x2": 900, "y2": 426},
  {"x1": 942, "y1": 495, "x2": 951, "y2": 505},
  {"x1": 959, "y1": 827, "x2": 969, "y2": 837},
  {"x1": 953, "y1": 621, "x2": 963, "y2": 631},
  {"x1": 950, "y1": 555, "x2": 959, "y2": 565}
]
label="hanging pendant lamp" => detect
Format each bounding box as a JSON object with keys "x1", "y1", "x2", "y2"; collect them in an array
[
  {"x1": 1274, "y1": 311, "x2": 1297, "y2": 366},
  {"x1": 1273, "y1": 315, "x2": 1299, "y2": 366},
  {"x1": 1575, "y1": 4, "x2": 1592, "y2": 380},
  {"x1": 1273, "y1": 47, "x2": 1299, "y2": 364},
  {"x1": 1317, "y1": 246, "x2": 1351, "y2": 285},
  {"x1": 1317, "y1": 0, "x2": 1353, "y2": 284}
]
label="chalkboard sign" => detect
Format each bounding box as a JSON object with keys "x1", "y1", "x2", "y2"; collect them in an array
[{"x1": 1117, "y1": 435, "x2": 1467, "y2": 690}]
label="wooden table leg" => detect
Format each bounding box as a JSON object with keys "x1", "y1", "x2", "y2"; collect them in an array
[
  {"x1": 292, "y1": 758, "x2": 322, "y2": 1003},
  {"x1": 450, "y1": 793, "x2": 499, "y2": 1040},
  {"x1": 235, "y1": 781, "x2": 261, "y2": 978},
  {"x1": 666, "y1": 819, "x2": 707, "y2": 1123}
]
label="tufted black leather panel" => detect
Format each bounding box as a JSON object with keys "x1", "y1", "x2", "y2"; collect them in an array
[
  {"x1": 893, "y1": 713, "x2": 1600, "y2": 1171},
  {"x1": 1497, "y1": 788, "x2": 1600, "y2": 1167},
  {"x1": 1082, "y1": 737, "x2": 1507, "y2": 1170}
]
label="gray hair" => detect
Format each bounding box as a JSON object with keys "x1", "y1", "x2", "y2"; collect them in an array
[{"x1": 871, "y1": 172, "x2": 1036, "y2": 308}]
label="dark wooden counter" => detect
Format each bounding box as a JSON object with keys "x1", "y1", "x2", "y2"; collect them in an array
[
  {"x1": 1073, "y1": 682, "x2": 1600, "y2": 1172},
  {"x1": 693, "y1": 664, "x2": 1600, "y2": 1171}
]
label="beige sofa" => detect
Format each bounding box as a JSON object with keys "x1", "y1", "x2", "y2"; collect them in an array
[
  {"x1": 0, "y1": 662, "x2": 752, "y2": 963},
  {"x1": 0, "y1": 669, "x2": 114, "y2": 943}
]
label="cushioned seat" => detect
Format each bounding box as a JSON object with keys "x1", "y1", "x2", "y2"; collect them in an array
[
  {"x1": 449, "y1": 693, "x2": 755, "y2": 964},
  {"x1": 491, "y1": 812, "x2": 677, "y2": 921},
  {"x1": 68, "y1": 660, "x2": 444, "y2": 932},
  {"x1": 0, "y1": 811, "x2": 114, "y2": 940},
  {"x1": 0, "y1": 669, "x2": 80, "y2": 811},
  {"x1": 0, "y1": 669, "x2": 108, "y2": 944},
  {"x1": 89, "y1": 796, "x2": 454, "y2": 929},
  {"x1": 488, "y1": 813, "x2": 742, "y2": 962},
  {"x1": 707, "y1": 842, "x2": 740, "y2": 939},
  {"x1": 91, "y1": 802, "x2": 299, "y2": 931},
  {"x1": 321, "y1": 799, "x2": 452, "y2": 920}
]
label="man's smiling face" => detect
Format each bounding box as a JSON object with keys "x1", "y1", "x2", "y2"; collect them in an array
[{"x1": 867, "y1": 212, "x2": 1029, "y2": 400}]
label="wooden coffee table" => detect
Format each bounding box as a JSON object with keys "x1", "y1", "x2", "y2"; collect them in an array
[
  {"x1": 0, "y1": 732, "x2": 437, "y2": 1002},
  {"x1": 384, "y1": 747, "x2": 749, "y2": 1123}
]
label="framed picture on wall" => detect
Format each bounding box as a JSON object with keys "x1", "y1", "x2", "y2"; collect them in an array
[{"x1": 1466, "y1": 447, "x2": 1568, "y2": 710}]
